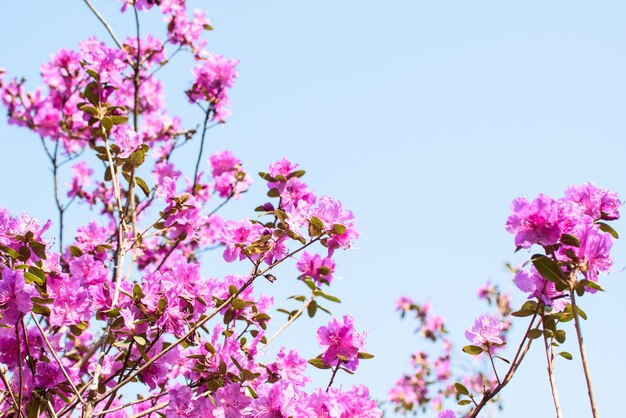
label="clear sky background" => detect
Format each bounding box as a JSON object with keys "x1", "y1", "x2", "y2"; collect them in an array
[{"x1": 1, "y1": 1, "x2": 626, "y2": 417}]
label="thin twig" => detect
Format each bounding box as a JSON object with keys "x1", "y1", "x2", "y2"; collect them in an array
[
  {"x1": 82, "y1": 0, "x2": 123, "y2": 48},
  {"x1": 129, "y1": 401, "x2": 169, "y2": 418},
  {"x1": 191, "y1": 107, "x2": 213, "y2": 193},
  {"x1": 265, "y1": 295, "x2": 314, "y2": 346},
  {"x1": 569, "y1": 288, "x2": 599, "y2": 417},
  {"x1": 488, "y1": 349, "x2": 501, "y2": 385},
  {"x1": 541, "y1": 314, "x2": 563, "y2": 418},
  {"x1": 31, "y1": 313, "x2": 86, "y2": 404},
  {"x1": 0, "y1": 366, "x2": 26, "y2": 418},
  {"x1": 325, "y1": 362, "x2": 341, "y2": 392}
]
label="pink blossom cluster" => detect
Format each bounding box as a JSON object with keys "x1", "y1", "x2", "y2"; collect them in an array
[
  {"x1": 0, "y1": 1, "x2": 380, "y2": 416},
  {"x1": 506, "y1": 183, "x2": 619, "y2": 310},
  {"x1": 390, "y1": 283, "x2": 512, "y2": 416}
]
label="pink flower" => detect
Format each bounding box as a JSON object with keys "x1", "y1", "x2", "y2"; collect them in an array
[
  {"x1": 210, "y1": 383, "x2": 253, "y2": 417},
  {"x1": 514, "y1": 268, "x2": 566, "y2": 312},
  {"x1": 564, "y1": 182, "x2": 621, "y2": 221},
  {"x1": 79, "y1": 38, "x2": 127, "y2": 87},
  {"x1": 220, "y1": 220, "x2": 264, "y2": 262},
  {"x1": 317, "y1": 315, "x2": 366, "y2": 371},
  {"x1": 0, "y1": 269, "x2": 37, "y2": 325},
  {"x1": 505, "y1": 194, "x2": 562, "y2": 248},
  {"x1": 465, "y1": 315, "x2": 505, "y2": 353},
  {"x1": 296, "y1": 252, "x2": 335, "y2": 285},
  {"x1": 187, "y1": 54, "x2": 238, "y2": 120},
  {"x1": 68, "y1": 161, "x2": 93, "y2": 198},
  {"x1": 310, "y1": 196, "x2": 359, "y2": 254},
  {"x1": 268, "y1": 158, "x2": 299, "y2": 178},
  {"x1": 112, "y1": 124, "x2": 142, "y2": 158},
  {"x1": 438, "y1": 410, "x2": 457, "y2": 418}
]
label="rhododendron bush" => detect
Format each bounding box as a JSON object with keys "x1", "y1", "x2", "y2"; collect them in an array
[
  {"x1": 0, "y1": 2, "x2": 621, "y2": 418},
  {"x1": 0, "y1": 1, "x2": 379, "y2": 417},
  {"x1": 391, "y1": 183, "x2": 619, "y2": 418}
]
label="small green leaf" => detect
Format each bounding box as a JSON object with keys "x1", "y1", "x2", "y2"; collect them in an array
[
  {"x1": 110, "y1": 115, "x2": 129, "y2": 125},
  {"x1": 317, "y1": 291, "x2": 341, "y2": 304},
  {"x1": 597, "y1": 222, "x2": 619, "y2": 239},
  {"x1": 135, "y1": 176, "x2": 151, "y2": 197},
  {"x1": 462, "y1": 345, "x2": 483, "y2": 355},
  {"x1": 101, "y1": 116, "x2": 113, "y2": 132},
  {"x1": 558, "y1": 351, "x2": 573, "y2": 360},
  {"x1": 494, "y1": 355, "x2": 511, "y2": 364},
  {"x1": 458, "y1": 399, "x2": 472, "y2": 406},
  {"x1": 573, "y1": 304, "x2": 587, "y2": 320},
  {"x1": 357, "y1": 352, "x2": 375, "y2": 360},
  {"x1": 267, "y1": 188, "x2": 280, "y2": 198},
  {"x1": 24, "y1": 271, "x2": 44, "y2": 286},
  {"x1": 308, "y1": 358, "x2": 331, "y2": 369},
  {"x1": 527, "y1": 329, "x2": 543, "y2": 340},
  {"x1": 578, "y1": 280, "x2": 604, "y2": 292},
  {"x1": 133, "y1": 335, "x2": 147, "y2": 346},
  {"x1": 454, "y1": 382, "x2": 470, "y2": 396},
  {"x1": 560, "y1": 234, "x2": 580, "y2": 247},
  {"x1": 532, "y1": 255, "x2": 565, "y2": 284}
]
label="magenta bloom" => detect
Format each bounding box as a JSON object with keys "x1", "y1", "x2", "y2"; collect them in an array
[
  {"x1": 438, "y1": 410, "x2": 457, "y2": 418},
  {"x1": 570, "y1": 221, "x2": 613, "y2": 284},
  {"x1": 296, "y1": 251, "x2": 335, "y2": 285},
  {"x1": 0, "y1": 269, "x2": 37, "y2": 325},
  {"x1": 187, "y1": 54, "x2": 238, "y2": 120},
  {"x1": 465, "y1": 315, "x2": 505, "y2": 353},
  {"x1": 220, "y1": 220, "x2": 264, "y2": 262},
  {"x1": 564, "y1": 182, "x2": 621, "y2": 221},
  {"x1": 316, "y1": 315, "x2": 365, "y2": 371},
  {"x1": 505, "y1": 194, "x2": 561, "y2": 248},
  {"x1": 514, "y1": 268, "x2": 566, "y2": 312}
]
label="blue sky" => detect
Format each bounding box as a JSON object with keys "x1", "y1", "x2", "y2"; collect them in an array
[{"x1": 1, "y1": 1, "x2": 626, "y2": 416}]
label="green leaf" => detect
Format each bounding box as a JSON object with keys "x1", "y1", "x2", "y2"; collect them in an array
[
  {"x1": 30, "y1": 241, "x2": 47, "y2": 260},
  {"x1": 133, "y1": 283, "x2": 144, "y2": 299},
  {"x1": 24, "y1": 271, "x2": 44, "y2": 286},
  {"x1": 357, "y1": 352, "x2": 375, "y2": 360},
  {"x1": 267, "y1": 188, "x2": 280, "y2": 198},
  {"x1": 555, "y1": 329, "x2": 566, "y2": 344},
  {"x1": 110, "y1": 115, "x2": 129, "y2": 125},
  {"x1": 288, "y1": 169, "x2": 306, "y2": 179},
  {"x1": 101, "y1": 116, "x2": 113, "y2": 132},
  {"x1": 232, "y1": 299, "x2": 245, "y2": 311},
  {"x1": 578, "y1": 280, "x2": 604, "y2": 292},
  {"x1": 527, "y1": 328, "x2": 543, "y2": 339},
  {"x1": 462, "y1": 345, "x2": 483, "y2": 355},
  {"x1": 532, "y1": 255, "x2": 565, "y2": 284},
  {"x1": 0, "y1": 245, "x2": 19, "y2": 259},
  {"x1": 274, "y1": 208, "x2": 286, "y2": 221},
  {"x1": 308, "y1": 358, "x2": 331, "y2": 369},
  {"x1": 331, "y1": 224, "x2": 346, "y2": 235},
  {"x1": 317, "y1": 291, "x2": 341, "y2": 304},
  {"x1": 454, "y1": 382, "x2": 469, "y2": 396},
  {"x1": 135, "y1": 176, "x2": 151, "y2": 197},
  {"x1": 458, "y1": 399, "x2": 472, "y2": 406},
  {"x1": 308, "y1": 216, "x2": 325, "y2": 237},
  {"x1": 560, "y1": 234, "x2": 580, "y2": 247},
  {"x1": 494, "y1": 355, "x2": 511, "y2": 364},
  {"x1": 597, "y1": 222, "x2": 619, "y2": 239},
  {"x1": 307, "y1": 300, "x2": 318, "y2": 318},
  {"x1": 558, "y1": 351, "x2": 573, "y2": 360},
  {"x1": 69, "y1": 246, "x2": 84, "y2": 257},
  {"x1": 133, "y1": 335, "x2": 147, "y2": 346},
  {"x1": 573, "y1": 304, "x2": 587, "y2": 320}
]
